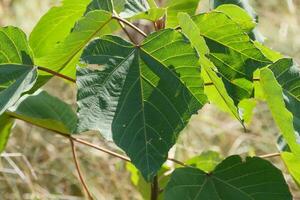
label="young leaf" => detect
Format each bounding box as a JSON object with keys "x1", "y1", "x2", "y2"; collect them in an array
[
  {"x1": 76, "y1": 30, "x2": 207, "y2": 181},
  {"x1": 0, "y1": 64, "x2": 37, "y2": 115},
  {"x1": 0, "y1": 114, "x2": 14, "y2": 153},
  {"x1": 192, "y1": 12, "x2": 271, "y2": 104},
  {"x1": 0, "y1": 26, "x2": 33, "y2": 64},
  {"x1": 260, "y1": 66, "x2": 300, "y2": 157},
  {"x1": 165, "y1": 156, "x2": 292, "y2": 200},
  {"x1": 29, "y1": 0, "x2": 91, "y2": 58},
  {"x1": 7, "y1": 90, "x2": 77, "y2": 135},
  {"x1": 281, "y1": 152, "x2": 300, "y2": 187},
  {"x1": 36, "y1": 10, "x2": 119, "y2": 78}
]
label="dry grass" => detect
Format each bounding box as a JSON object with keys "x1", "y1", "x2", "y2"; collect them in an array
[{"x1": 0, "y1": 0, "x2": 300, "y2": 199}]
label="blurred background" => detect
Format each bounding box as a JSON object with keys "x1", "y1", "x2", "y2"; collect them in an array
[{"x1": 0, "y1": 0, "x2": 299, "y2": 199}]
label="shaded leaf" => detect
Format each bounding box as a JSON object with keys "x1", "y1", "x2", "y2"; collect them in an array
[
  {"x1": 260, "y1": 66, "x2": 300, "y2": 157},
  {"x1": 7, "y1": 90, "x2": 77, "y2": 135},
  {"x1": 76, "y1": 29, "x2": 207, "y2": 180},
  {"x1": 0, "y1": 26, "x2": 33, "y2": 64},
  {"x1": 165, "y1": 155, "x2": 292, "y2": 200},
  {"x1": 0, "y1": 64, "x2": 37, "y2": 115},
  {"x1": 0, "y1": 114, "x2": 14, "y2": 153},
  {"x1": 85, "y1": 0, "x2": 113, "y2": 13}
]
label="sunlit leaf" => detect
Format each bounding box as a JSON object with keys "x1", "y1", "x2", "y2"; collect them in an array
[
  {"x1": 29, "y1": 0, "x2": 91, "y2": 58},
  {"x1": 186, "y1": 151, "x2": 222, "y2": 173},
  {"x1": 36, "y1": 10, "x2": 119, "y2": 78},
  {"x1": 0, "y1": 114, "x2": 14, "y2": 153},
  {"x1": 281, "y1": 152, "x2": 300, "y2": 187},
  {"x1": 0, "y1": 26, "x2": 33, "y2": 64},
  {"x1": 260, "y1": 65, "x2": 300, "y2": 157}
]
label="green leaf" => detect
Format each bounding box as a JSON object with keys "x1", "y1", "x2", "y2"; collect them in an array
[
  {"x1": 281, "y1": 152, "x2": 300, "y2": 187},
  {"x1": 29, "y1": 0, "x2": 91, "y2": 58},
  {"x1": 0, "y1": 64, "x2": 37, "y2": 115},
  {"x1": 192, "y1": 12, "x2": 271, "y2": 104},
  {"x1": 119, "y1": 0, "x2": 151, "y2": 18},
  {"x1": 215, "y1": 5, "x2": 256, "y2": 33},
  {"x1": 85, "y1": 0, "x2": 113, "y2": 13},
  {"x1": 7, "y1": 90, "x2": 77, "y2": 135},
  {"x1": 268, "y1": 58, "x2": 300, "y2": 134},
  {"x1": 200, "y1": 56, "x2": 244, "y2": 124},
  {"x1": 36, "y1": 10, "x2": 119, "y2": 78},
  {"x1": 165, "y1": 155, "x2": 292, "y2": 200},
  {"x1": 260, "y1": 66, "x2": 300, "y2": 157},
  {"x1": 164, "y1": 0, "x2": 199, "y2": 28},
  {"x1": 76, "y1": 29, "x2": 207, "y2": 181},
  {"x1": 128, "y1": 8, "x2": 165, "y2": 22},
  {"x1": 0, "y1": 26, "x2": 33, "y2": 65},
  {"x1": 186, "y1": 151, "x2": 222, "y2": 173},
  {"x1": 178, "y1": 13, "x2": 243, "y2": 125},
  {"x1": 0, "y1": 114, "x2": 14, "y2": 153}
]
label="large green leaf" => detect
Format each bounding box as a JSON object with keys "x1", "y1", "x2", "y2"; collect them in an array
[
  {"x1": 178, "y1": 13, "x2": 243, "y2": 125},
  {"x1": 281, "y1": 152, "x2": 300, "y2": 187},
  {"x1": 260, "y1": 66, "x2": 300, "y2": 157},
  {"x1": 76, "y1": 29, "x2": 207, "y2": 180},
  {"x1": 0, "y1": 26, "x2": 33, "y2": 64},
  {"x1": 29, "y1": 0, "x2": 91, "y2": 58},
  {"x1": 0, "y1": 114, "x2": 14, "y2": 153},
  {"x1": 36, "y1": 10, "x2": 119, "y2": 78},
  {"x1": 7, "y1": 90, "x2": 77, "y2": 135},
  {"x1": 192, "y1": 12, "x2": 271, "y2": 104},
  {"x1": 0, "y1": 64, "x2": 37, "y2": 115},
  {"x1": 165, "y1": 155, "x2": 292, "y2": 200}
]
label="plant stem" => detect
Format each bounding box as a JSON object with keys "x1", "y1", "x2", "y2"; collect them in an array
[
  {"x1": 112, "y1": 15, "x2": 147, "y2": 37},
  {"x1": 151, "y1": 175, "x2": 159, "y2": 200},
  {"x1": 37, "y1": 66, "x2": 76, "y2": 83},
  {"x1": 70, "y1": 139, "x2": 94, "y2": 200},
  {"x1": 259, "y1": 152, "x2": 281, "y2": 159}
]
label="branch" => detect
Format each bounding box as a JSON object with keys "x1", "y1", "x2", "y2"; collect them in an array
[
  {"x1": 204, "y1": 78, "x2": 261, "y2": 87},
  {"x1": 70, "y1": 139, "x2": 94, "y2": 200},
  {"x1": 151, "y1": 175, "x2": 159, "y2": 200},
  {"x1": 37, "y1": 66, "x2": 76, "y2": 83},
  {"x1": 112, "y1": 15, "x2": 147, "y2": 38},
  {"x1": 259, "y1": 152, "x2": 281, "y2": 159}
]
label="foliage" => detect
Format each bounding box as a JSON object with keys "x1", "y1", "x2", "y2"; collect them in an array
[{"x1": 0, "y1": 0, "x2": 299, "y2": 199}]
